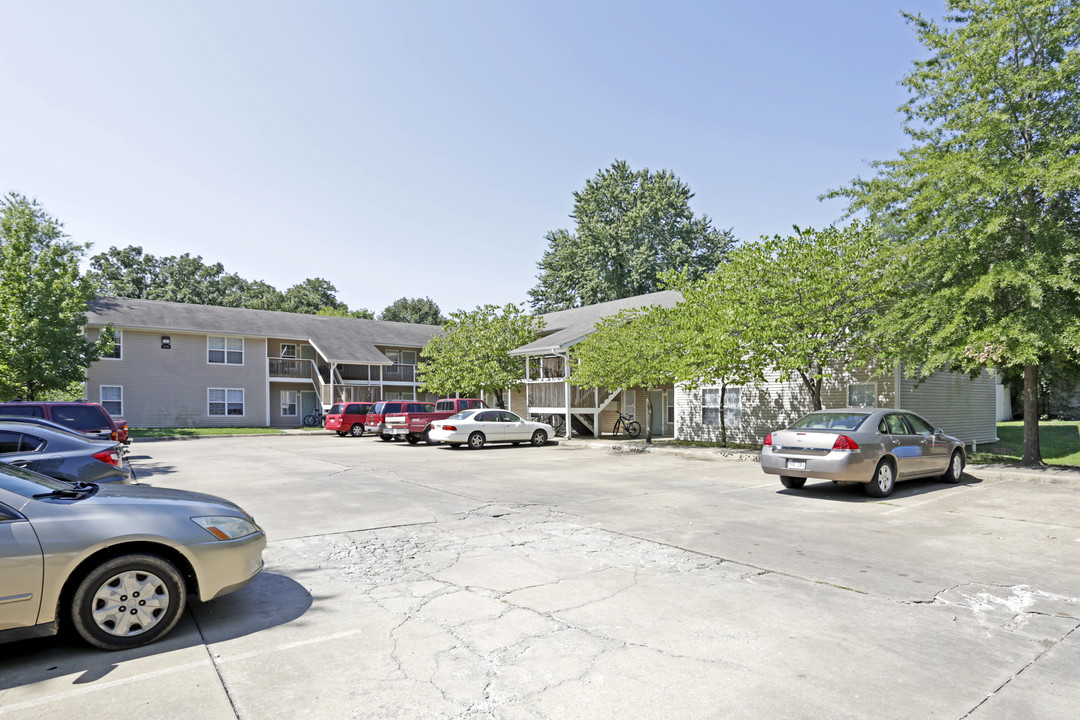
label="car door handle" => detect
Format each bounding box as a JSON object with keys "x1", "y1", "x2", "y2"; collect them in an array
[{"x1": 9, "y1": 460, "x2": 31, "y2": 467}]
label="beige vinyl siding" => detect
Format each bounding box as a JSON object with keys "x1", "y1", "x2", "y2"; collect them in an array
[
  {"x1": 676, "y1": 365, "x2": 996, "y2": 445},
  {"x1": 86, "y1": 328, "x2": 268, "y2": 428},
  {"x1": 269, "y1": 382, "x2": 303, "y2": 427},
  {"x1": 898, "y1": 368, "x2": 998, "y2": 444}
]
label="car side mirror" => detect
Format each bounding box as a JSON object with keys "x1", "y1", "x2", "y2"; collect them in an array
[{"x1": 934, "y1": 428, "x2": 944, "y2": 435}]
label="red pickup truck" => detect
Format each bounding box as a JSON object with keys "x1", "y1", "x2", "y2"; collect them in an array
[{"x1": 384, "y1": 398, "x2": 488, "y2": 444}]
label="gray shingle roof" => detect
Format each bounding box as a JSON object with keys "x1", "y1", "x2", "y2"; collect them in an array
[
  {"x1": 86, "y1": 297, "x2": 442, "y2": 365},
  {"x1": 509, "y1": 290, "x2": 683, "y2": 356}
]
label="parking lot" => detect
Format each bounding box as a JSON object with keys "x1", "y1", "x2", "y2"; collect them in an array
[{"x1": 2, "y1": 434, "x2": 1078, "y2": 719}]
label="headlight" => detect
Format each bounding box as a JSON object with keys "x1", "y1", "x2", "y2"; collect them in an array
[{"x1": 192, "y1": 516, "x2": 260, "y2": 540}]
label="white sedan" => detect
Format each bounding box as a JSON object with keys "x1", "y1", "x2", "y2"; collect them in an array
[{"x1": 428, "y1": 409, "x2": 554, "y2": 449}]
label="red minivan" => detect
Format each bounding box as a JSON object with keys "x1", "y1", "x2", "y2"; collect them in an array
[{"x1": 324, "y1": 402, "x2": 374, "y2": 437}]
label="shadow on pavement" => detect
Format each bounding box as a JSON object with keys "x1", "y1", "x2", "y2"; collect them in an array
[
  {"x1": 0, "y1": 571, "x2": 311, "y2": 692},
  {"x1": 775, "y1": 474, "x2": 984, "y2": 502}
]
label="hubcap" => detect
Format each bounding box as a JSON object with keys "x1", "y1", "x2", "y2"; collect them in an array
[
  {"x1": 91, "y1": 570, "x2": 169, "y2": 637},
  {"x1": 952, "y1": 455, "x2": 962, "y2": 478},
  {"x1": 878, "y1": 465, "x2": 893, "y2": 491}
]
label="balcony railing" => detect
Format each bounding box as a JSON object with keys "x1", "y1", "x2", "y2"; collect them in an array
[
  {"x1": 269, "y1": 357, "x2": 315, "y2": 380},
  {"x1": 382, "y1": 363, "x2": 416, "y2": 382}
]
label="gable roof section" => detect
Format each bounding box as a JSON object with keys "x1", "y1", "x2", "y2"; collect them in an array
[
  {"x1": 86, "y1": 297, "x2": 442, "y2": 365},
  {"x1": 509, "y1": 290, "x2": 683, "y2": 356}
]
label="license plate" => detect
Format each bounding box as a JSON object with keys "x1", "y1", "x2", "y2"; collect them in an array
[{"x1": 786, "y1": 459, "x2": 806, "y2": 470}]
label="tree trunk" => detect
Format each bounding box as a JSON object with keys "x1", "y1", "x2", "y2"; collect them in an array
[
  {"x1": 493, "y1": 389, "x2": 505, "y2": 409},
  {"x1": 1021, "y1": 364, "x2": 1044, "y2": 467}
]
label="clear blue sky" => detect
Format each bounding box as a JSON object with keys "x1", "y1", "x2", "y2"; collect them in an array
[{"x1": 1, "y1": 0, "x2": 944, "y2": 316}]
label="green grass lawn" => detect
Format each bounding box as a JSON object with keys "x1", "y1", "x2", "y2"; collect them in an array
[
  {"x1": 129, "y1": 427, "x2": 286, "y2": 438},
  {"x1": 968, "y1": 420, "x2": 1080, "y2": 468}
]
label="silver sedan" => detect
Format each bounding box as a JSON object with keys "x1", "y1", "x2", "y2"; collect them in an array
[
  {"x1": 0, "y1": 463, "x2": 265, "y2": 650},
  {"x1": 760, "y1": 408, "x2": 966, "y2": 497},
  {"x1": 429, "y1": 409, "x2": 554, "y2": 449}
]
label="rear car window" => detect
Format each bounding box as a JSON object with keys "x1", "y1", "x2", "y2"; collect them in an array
[
  {"x1": 789, "y1": 412, "x2": 869, "y2": 431},
  {"x1": 384, "y1": 403, "x2": 402, "y2": 414},
  {"x1": 345, "y1": 404, "x2": 361, "y2": 414},
  {"x1": 51, "y1": 405, "x2": 110, "y2": 430},
  {"x1": 436, "y1": 401, "x2": 453, "y2": 412},
  {"x1": 328, "y1": 404, "x2": 343, "y2": 415},
  {"x1": 0, "y1": 405, "x2": 45, "y2": 417},
  {"x1": 0, "y1": 431, "x2": 45, "y2": 453}
]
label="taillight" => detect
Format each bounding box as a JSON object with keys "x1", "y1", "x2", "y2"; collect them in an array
[
  {"x1": 763, "y1": 433, "x2": 773, "y2": 446},
  {"x1": 443, "y1": 425, "x2": 457, "y2": 432},
  {"x1": 93, "y1": 449, "x2": 121, "y2": 467},
  {"x1": 832, "y1": 435, "x2": 860, "y2": 451}
]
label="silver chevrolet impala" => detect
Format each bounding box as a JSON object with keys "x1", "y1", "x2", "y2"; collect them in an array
[
  {"x1": 760, "y1": 408, "x2": 966, "y2": 497},
  {"x1": 0, "y1": 463, "x2": 265, "y2": 650}
]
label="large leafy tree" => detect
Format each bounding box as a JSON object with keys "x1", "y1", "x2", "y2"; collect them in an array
[
  {"x1": 379, "y1": 297, "x2": 445, "y2": 325},
  {"x1": 88, "y1": 245, "x2": 372, "y2": 317},
  {"x1": 570, "y1": 306, "x2": 679, "y2": 443},
  {"x1": 680, "y1": 223, "x2": 888, "y2": 412},
  {"x1": 0, "y1": 194, "x2": 110, "y2": 400},
  {"x1": 664, "y1": 279, "x2": 767, "y2": 446},
  {"x1": 830, "y1": 0, "x2": 1080, "y2": 466},
  {"x1": 528, "y1": 160, "x2": 735, "y2": 312},
  {"x1": 419, "y1": 304, "x2": 543, "y2": 408}
]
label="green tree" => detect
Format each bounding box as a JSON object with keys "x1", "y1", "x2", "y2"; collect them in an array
[
  {"x1": 665, "y1": 277, "x2": 767, "y2": 446},
  {"x1": 87, "y1": 245, "x2": 161, "y2": 298},
  {"x1": 379, "y1": 297, "x2": 445, "y2": 325},
  {"x1": 529, "y1": 160, "x2": 736, "y2": 312},
  {"x1": 419, "y1": 304, "x2": 543, "y2": 408},
  {"x1": 280, "y1": 277, "x2": 348, "y2": 315},
  {"x1": 569, "y1": 306, "x2": 680, "y2": 444},
  {"x1": 0, "y1": 193, "x2": 110, "y2": 400},
  {"x1": 829, "y1": 0, "x2": 1080, "y2": 466},
  {"x1": 686, "y1": 223, "x2": 888, "y2": 412}
]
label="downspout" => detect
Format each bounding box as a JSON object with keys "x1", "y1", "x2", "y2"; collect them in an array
[
  {"x1": 563, "y1": 351, "x2": 571, "y2": 436},
  {"x1": 894, "y1": 362, "x2": 902, "y2": 410},
  {"x1": 265, "y1": 339, "x2": 271, "y2": 427}
]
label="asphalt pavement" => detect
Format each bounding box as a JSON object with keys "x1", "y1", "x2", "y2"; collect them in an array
[{"x1": 1, "y1": 434, "x2": 1077, "y2": 719}]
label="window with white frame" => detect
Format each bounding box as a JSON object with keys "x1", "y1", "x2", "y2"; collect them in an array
[
  {"x1": 101, "y1": 386, "x2": 123, "y2": 416},
  {"x1": 105, "y1": 329, "x2": 122, "y2": 359},
  {"x1": 623, "y1": 389, "x2": 636, "y2": 418},
  {"x1": 667, "y1": 391, "x2": 674, "y2": 424},
  {"x1": 208, "y1": 336, "x2": 243, "y2": 364},
  {"x1": 848, "y1": 383, "x2": 877, "y2": 407},
  {"x1": 280, "y1": 343, "x2": 297, "y2": 359},
  {"x1": 401, "y1": 350, "x2": 417, "y2": 365},
  {"x1": 208, "y1": 388, "x2": 244, "y2": 416},
  {"x1": 280, "y1": 390, "x2": 297, "y2": 416},
  {"x1": 702, "y1": 387, "x2": 741, "y2": 426}
]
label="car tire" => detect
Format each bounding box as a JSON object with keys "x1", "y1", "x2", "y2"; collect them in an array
[
  {"x1": 531, "y1": 430, "x2": 548, "y2": 447},
  {"x1": 779, "y1": 476, "x2": 805, "y2": 489},
  {"x1": 942, "y1": 450, "x2": 964, "y2": 483},
  {"x1": 449, "y1": 442, "x2": 461, "y2": 449},
  {"x1": 70, "y1": 553, "x2": 187, "y2": 651},
  {"x1": 865, "y1": 460, "x2": 896, "y2": 498},
  {"x1": 379, "y1": 434, "x2": 392, "y2": 442},
  {"x1": 423, "y1": 428, "x2": 439, "y2": 445},
  {"x1": 349, "y1": 424, "x2": 363, "y2": 438},
  {"x1": 336, "y1": 431, "x2": 347, "y2": 437},
  {"x1": 468, "y1": 432, "x2": 485, "y2": 449},
  {"x1": 406, "y1": 435, "x2": 419, "y2": 445}
]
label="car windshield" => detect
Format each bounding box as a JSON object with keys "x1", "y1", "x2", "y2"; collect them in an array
[
  {"x1": 0, "y1": 461, "x2": 72, "y2": 497},
  {"x1": 447, "y1": 409, "x2": 479, "y2": 421},
  {"x1": 788, "y1": 412, "x2": 869, "y2": 431}
]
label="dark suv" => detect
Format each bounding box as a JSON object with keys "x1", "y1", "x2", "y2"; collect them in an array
[{"x1": 0, "y1": 401, "x2": 129, "y2": 444}]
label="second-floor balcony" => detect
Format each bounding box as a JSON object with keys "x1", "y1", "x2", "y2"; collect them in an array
[
  {"x1": 269, "y1": 357, "x2": 315, "y2": 380},
  {"x1": 382, "y1": 363, "x2": 416, "y2": 383}
]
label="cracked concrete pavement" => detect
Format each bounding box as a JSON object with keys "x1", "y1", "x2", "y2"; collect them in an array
[{"x1": 1, "y1": 435, "x2": 1078, "y2": 719}]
